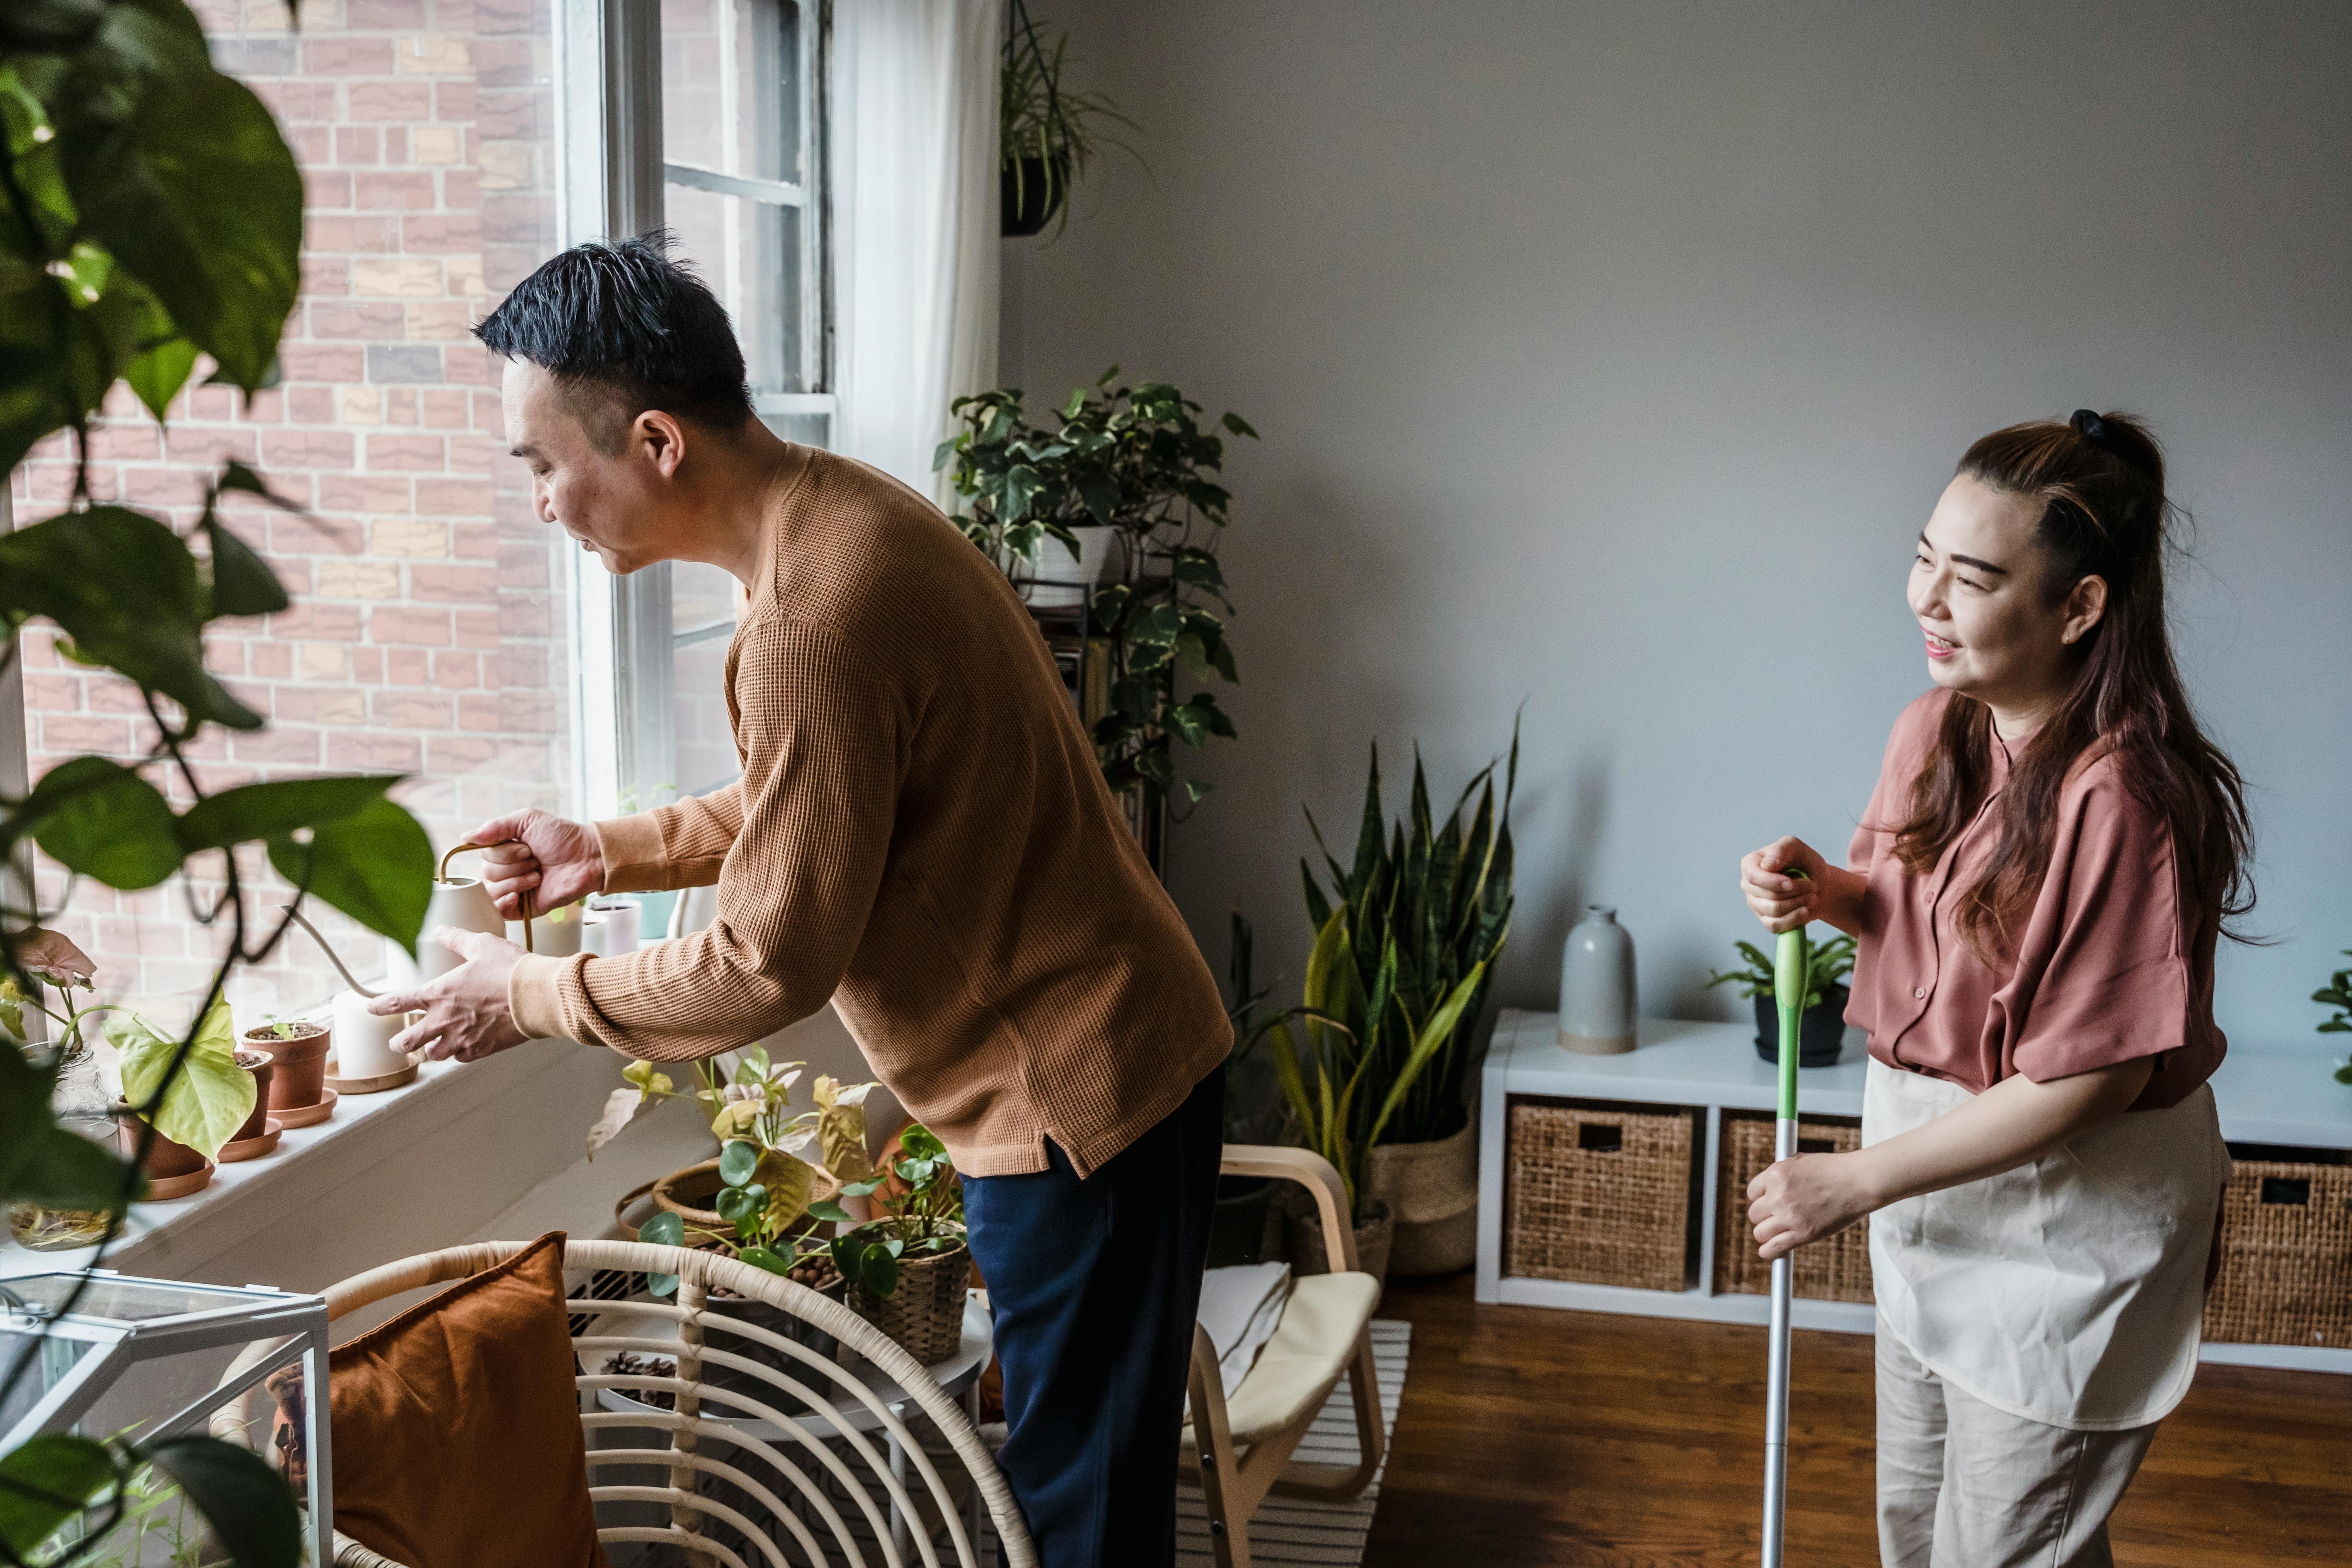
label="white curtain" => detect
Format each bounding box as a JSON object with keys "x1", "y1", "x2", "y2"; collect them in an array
[{"x1": 833, "y1": 0, "x2": 1004, "y2": 506}]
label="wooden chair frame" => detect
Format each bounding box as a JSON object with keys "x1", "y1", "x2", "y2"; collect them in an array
[
  {"x1": 1184, "y1": 1146, "x2": 1388, "y2": 1568},
  {"x1": 216, "y1": 1237, "x2": 1037, "y2": 1568}
]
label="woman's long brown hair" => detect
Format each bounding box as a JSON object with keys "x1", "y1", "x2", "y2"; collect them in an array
[{"x1": 1895, "y1": 412, "x2": 2253, "y2": 960}]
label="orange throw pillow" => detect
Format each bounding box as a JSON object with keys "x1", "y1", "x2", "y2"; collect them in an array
[{"x1": 328, "y1": 1232, "x2": 609, "y2": 1568}]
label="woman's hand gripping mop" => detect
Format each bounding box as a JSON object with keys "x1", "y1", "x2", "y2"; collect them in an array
[{"x1": 1759, "y1": 886, "x2": 1808, "y2": 1567}]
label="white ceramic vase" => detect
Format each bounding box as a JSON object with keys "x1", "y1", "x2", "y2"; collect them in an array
[{"x1": 1558, "y1": 904, "x2": 1637, "y2": 1054}]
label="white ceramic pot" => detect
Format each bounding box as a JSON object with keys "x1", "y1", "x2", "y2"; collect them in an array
[
  {"x1": 1559, "y1": 904, "x2": 1637, "y2": 1054},
  {"x1": 582, "y1": 899, "x2": 641, "y2": 956},
  {"x1": 1020, "y1": 526, "x2": 1118, "y2": 610},
  {"x1": 332, "y1": 989, "x2": 410, "y2": 1078}
]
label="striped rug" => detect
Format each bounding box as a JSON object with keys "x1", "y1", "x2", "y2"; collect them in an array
[{"x1": 1175, "y1": 1318, "x2": 1411, "y2": 1566}]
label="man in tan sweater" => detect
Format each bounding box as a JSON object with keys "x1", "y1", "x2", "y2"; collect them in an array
[{"x1": 376, "y1": 236, "x2": 1232, "y2": 1566}]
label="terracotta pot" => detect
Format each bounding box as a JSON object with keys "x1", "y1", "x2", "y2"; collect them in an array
[
  {"x1": 1365, "y1": 1121, "x2": 1480, "y2": 1277},
  {"x1": 113, "y1": 1105, "x2": 207, "y2": 1180},
  {"x1": 231, "y1": 1051, "x2": 275, "y2": 1143},
  {"x1": 241, "y1": 1022, "x2": 330, "y2": 1109},
  {"x1": 846, "y1": 1240, "x2": 971, "y2": 1365},
  {"x1": 1285, "y1": 1195, "x2": 1394, "y2": 1286}
]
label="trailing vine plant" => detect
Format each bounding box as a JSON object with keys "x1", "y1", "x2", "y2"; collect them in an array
[
  {"x1": 1, "y1": 5, "x2": 435, "y2": 1564},
  {"x1": 935, "y1": 368, "x2": 1256, "y2": 816}
]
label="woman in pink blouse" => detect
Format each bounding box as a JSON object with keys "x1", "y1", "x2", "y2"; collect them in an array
[{"x1": 1739, "y1": 410, "x2": 2252, "y2": 1568}]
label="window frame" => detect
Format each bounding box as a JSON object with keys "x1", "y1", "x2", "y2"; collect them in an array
[{"x1": 556, "y1": 0, "x2": 833, "y2": 822}]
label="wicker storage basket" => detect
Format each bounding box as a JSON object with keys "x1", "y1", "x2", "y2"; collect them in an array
[
  {"x1": 1715, "y1": 1112, "x2": 1874, "y2": 1304},
  {"x1": 2202, "y1": 1153, "x2": 2352, "y2": 1347},
  {"x1": 1504, "y1": 1098, "x2": 1699, "y2": 1290},
  {"x1": 848, "y1": 1240, "x2": 972, "y2": 1364}
]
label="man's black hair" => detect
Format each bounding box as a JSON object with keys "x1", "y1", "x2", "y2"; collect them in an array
[{"x1": 474, "y1": 230, "x2": 755, "y2": 451}]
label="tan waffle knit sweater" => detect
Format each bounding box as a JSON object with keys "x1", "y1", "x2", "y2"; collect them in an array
[{"x1": 508, "y1": 446, "x2": 1231, "y2": 1176}]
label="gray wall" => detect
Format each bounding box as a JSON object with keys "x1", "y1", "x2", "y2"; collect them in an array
[{"x1": 1003, "y1": 2, "x2": 2352, "y2": 1049}]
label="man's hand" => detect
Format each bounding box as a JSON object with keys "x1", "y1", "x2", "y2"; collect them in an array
[
  {"x1": 468, "y1": 808, "x2": 606, "y2": 920},
  {"x1": 1746, "y1": 1149, "x2": 1878, "y2": 1261},
  {"x1": 370, "y1": 927, "x2": 532, "y2": 1063}
]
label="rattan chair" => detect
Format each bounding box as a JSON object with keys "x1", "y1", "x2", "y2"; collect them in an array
[
  {"x1": 216, "y1": 1238, "x2": 1036, "y2": 1568},
  {"x1": 1181, "y1": 1147, "x2": 1387, "y2": 1568}
]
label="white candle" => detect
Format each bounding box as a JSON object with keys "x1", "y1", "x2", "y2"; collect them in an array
[{"x1": 333, "y1": 989, "x2": 410, "y2": 1080}]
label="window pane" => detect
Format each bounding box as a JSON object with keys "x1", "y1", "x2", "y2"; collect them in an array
[
  {"x1": 8, "y1": 2, "x2": 568, "y2": 1022},
  {"x1": 669, "y1": 561, "x2": 743, "y2": 800}
]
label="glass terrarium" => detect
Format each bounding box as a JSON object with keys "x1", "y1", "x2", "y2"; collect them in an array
[{"x1": 0, "y1": 1269, "x2": 334, "y2": 1564}]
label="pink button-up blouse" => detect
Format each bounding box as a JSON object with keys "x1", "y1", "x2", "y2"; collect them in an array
[{"x1": 1844, "y1": 690, "x2": 2225, "y2": 1109}]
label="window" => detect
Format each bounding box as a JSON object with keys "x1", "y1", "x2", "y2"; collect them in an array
[
  {"x1": 570, "y1": 0, "x2": 834, "y2": 815},
  {"x1": 7, "y1": 1, "x2": 571, "y2": 1018}
]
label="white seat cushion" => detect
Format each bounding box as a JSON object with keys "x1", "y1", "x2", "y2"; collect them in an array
[{"x1": 1182, "y1": 1270, "x2": 1380, "y2": 1450}]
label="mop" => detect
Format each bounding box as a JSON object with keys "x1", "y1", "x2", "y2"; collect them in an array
[{"x1": 1759, "y1": 909, "x2": 1808, "y2": 1566}]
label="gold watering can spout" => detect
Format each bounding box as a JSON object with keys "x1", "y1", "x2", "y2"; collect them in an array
[{"x1": 281, "y1": 839, "x2": 535, "y2": 997}]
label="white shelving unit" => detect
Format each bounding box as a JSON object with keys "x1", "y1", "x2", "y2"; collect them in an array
[{"x1": 1475, "y1": 1009, "x2": 2352, "y2": 1375}]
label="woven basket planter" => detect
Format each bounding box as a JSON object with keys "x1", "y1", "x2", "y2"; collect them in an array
[
  {"x1": 2203, "y1": 1154, "x2": 2352, "y2": 1347},
  {"x1": 1283, "y1": 1196, "x2": 1394, "y2": 1284},
  {"x1": 1366, "y1": 1121, "x2": 1479, "y2": 1277},
  {"x1": 1714, "y1": 1112, "x2": 1873, "y2": 1303},
  {"x1": 848, "y1": 1241, "x2": 971, "y2": 1365},
  {"x1": 1504, "y1": 1097, "x2": 1699, "y2": 1291}
]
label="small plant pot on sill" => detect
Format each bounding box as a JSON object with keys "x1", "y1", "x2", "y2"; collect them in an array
[
  {"x1": 1283, "y1": 1194, "x2": 1394, "y2": 1285},
  {"x1": 112, "y1": 1107, "x2": 214, "y2": 1200},
  {"x1": 220, "y1": 1051, "x2": 283, "y2": 1163},
  {"x1": 241, "y1": 1021, "x2": 332, "y2": 1111},
  {"x1": 847, "y1": 1242, "x2": 971, "y2": 1365},
  {"x1": 1751, "y1": 985, "x2": 1851, "y2": 1068}
]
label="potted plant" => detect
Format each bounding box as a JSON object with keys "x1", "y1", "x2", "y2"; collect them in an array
[
  {"x1": 107, "y1": 999, "x2": 258, "y2": 1200},
  {"x1": 1708, "y1": 933, "x2": 1859, "y2": 1066},
  {"x1": 2313, "y1": 951, "x2": 2352, "y2": 1084},
  {"x1": 239, "y1": 1013, "x2": 331, "y2": 1113},
  {"x1": 936, "y1": 374, "x2": 1257, "y2": 866},
  {"x1": 5, "y1": 968, "x2": 127, "y2": 1248},
  {"x1": 818, "y1": 1123, "x2": 970, "y2": 1365},
  {"x1": 999, "y1": 3, "x2": 1142, "y2": 238},
  {"x1": 1273, "y1": 728, "x2": 1518, "y2": 1278}
]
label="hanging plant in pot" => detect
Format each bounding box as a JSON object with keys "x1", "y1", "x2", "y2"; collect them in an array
[
  {"x1": 1275, "y1": 726, "x2": 1518, "y2": 1279},
  {"x1": 1707, "y1": 934, "x2": 1858, "y2": 1067},
  {"x1": 1000, "y1": 2, "x2": 1143, "y2": 238}
]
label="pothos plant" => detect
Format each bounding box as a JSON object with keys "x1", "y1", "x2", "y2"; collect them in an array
[
  {"x1": 107, "y1": 997, "x2": 251, "y2": 1163},
  {"x1": 2, "y1": 5, "x2": 436, "y2": 1566},
  {"x1": 936, "y1": 371, "x2": 1257, "y2": 812}
]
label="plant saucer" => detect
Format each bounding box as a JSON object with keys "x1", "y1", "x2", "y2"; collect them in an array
[
  {"x1": 324, "y1": 1057, "x2": 418, "y2": 1094},
  {"x1": 147, "y1": 1161, "x2": 216, "y2": 1201},
  {"x1": 275, "y1": 1089, "x2": 339, "y2": 1129},
  {"x1": 219, "y1": 1120, "x2": 284, "y2": 1163}
]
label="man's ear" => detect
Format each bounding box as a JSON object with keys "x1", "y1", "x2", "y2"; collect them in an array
[{"x1": 635, "y1": 409, "x2": 690, "y2": 480}]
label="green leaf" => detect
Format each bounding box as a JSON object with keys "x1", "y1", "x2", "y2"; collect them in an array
[
  {"x1": 1221, "y1": 411, "x2": 1259, "y2": 439},
  {"x1": 114, "y1": 997, "x2": 252, "y2": 1161},
  {"x1": 2336, "y1": 1063, "x2": 2352, "y2": 1083},
  {"x1": 718, "y1": 1138, "x2": 760, "y2": 1187},
  {"x1": 738, "y1": 1243, "x2": 795, "y2": 1276},
  {"x1": 805, "y1": 1198, "x2": 854, "y2": 1225},
  {"x1": 641, "y1": 1208, "x2": 684, "y2": 1295},
  {"x1": 0, "y1": 1434, "x2": 117, "y2": 1555},
  {"x1": 859, "y1": 1245, "x2": 899, "y2": 1298},
  {"x1": 202, "y1": 515, "x2": 290, "y2": 618},
  {"x1": 9, "y1": 1121, "x2": 139, "y2": 1209},
  {"x1": 0, "y1": 506, "x2": 261, "y2": 728},
  {"x1": 20, "y1": 757, "x2": 181, "y2": 889},
  {"x1": 61, "y1": 49, "x2": 302, "y2": 392},
  {"x1": 836, "y1": 1176, "x2": 883, "y2": 1198},
  {"x1": 713, "y1": 1185, "x2": 761, "y2": 1226},
  {"x1": 125, "y1": 334, "x2": 199, "y2": 420},
  {"x1": 268, "y1": 796, "x2": 433, "y2": 950},
  {"x1": 176, "y1": 775, "x2": 399, "y2": 853},
  {"x1": 145, "y1": 1435, "x2": 300, "y2": 1568}
]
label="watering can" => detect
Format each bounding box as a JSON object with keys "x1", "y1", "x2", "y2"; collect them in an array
[{"x1": 284, "y1": 840, "x2": 536, "y2": 999}]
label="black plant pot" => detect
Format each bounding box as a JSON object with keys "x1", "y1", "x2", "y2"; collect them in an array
[
  {"x1": 1207, "y1": 1175, "x2": 1278, "y2": 1269},
  {"x1": 1752, "y1": 984, "x2": 1851, "y2": 1067},
  {"x1": 1001, "y1": 154, "x2": 1069, "y2": 236}
]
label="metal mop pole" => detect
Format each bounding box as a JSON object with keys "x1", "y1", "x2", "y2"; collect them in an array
[{"x1": 1760, "y1": 918, "x2": 1806, "y2": 1566}]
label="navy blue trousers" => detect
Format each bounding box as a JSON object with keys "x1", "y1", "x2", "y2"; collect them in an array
[{"x1": 962, "y1": 1067, "x2": 1223, "y2": 1568}]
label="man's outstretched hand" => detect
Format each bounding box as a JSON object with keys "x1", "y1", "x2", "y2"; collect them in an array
[
  {"x1": 370, "y1": 927, "x2": 532, "y2": 1063},
  {"x1": 468, "y1": 808, "x2": 606, "y2": 920}
]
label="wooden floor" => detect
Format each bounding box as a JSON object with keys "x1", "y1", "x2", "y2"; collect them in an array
[{"x1": 1363, "y1": 1274, "x2": 2350, "y2": 1566}]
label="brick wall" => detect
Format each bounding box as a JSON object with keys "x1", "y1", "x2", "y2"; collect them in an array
[{"x1": 9, "y1": 0, "x2": 571, "y2": 1019}]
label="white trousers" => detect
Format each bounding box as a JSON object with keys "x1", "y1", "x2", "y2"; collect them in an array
[{"x1": 1876, "y1": 1325, "x2": 2158, "y2": 1568}]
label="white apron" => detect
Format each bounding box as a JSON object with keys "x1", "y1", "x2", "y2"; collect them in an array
[{"x1": 1863, "y1": 1058, "x2": 2231, "y2": 1432}]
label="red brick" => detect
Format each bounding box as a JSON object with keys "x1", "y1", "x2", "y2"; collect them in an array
[
  {"x1": 351, "y1": 647, "x2": 385, "y2": 682},
  {"x1": 86, "y1": 676, "x2": 155, "y2": 716},
  {"x1": 458, "y1": 693, "x2": 501, "y2": 731},
  {"x1": 501, "y1": 691, "x2": 563, "y2": 733},
  {"x1": 453, "y1": 609, "x2": 500, "y2": 649},
  {"x1": 276, "y1": 686, "x2": 368, "y2": 726},
  {"x1": 399, "y1": 215, "x2": 483, "y2": 253},
  {"x1": 489, "y1": 646, "x2": 545, "y2": 688},
  {"x1": 244, "y1": 390, "x2": 288, "y2": 424},
  {"x1": 410, "y1": 563, "x2": 499, "y2": 604},
  {"x1": 271, "y1": 513, "x2": 366, "y2": 555},
  {"x1": 188, "y1": 387, "x2": 239, "y2": 421},
  {"x1": 381, "y1": 126, "x2": 408, "y2": 164},
  {"x1": 495, "y1": 539, "x2": 548, "y2": 588},
  {"x1": 474, "y1": 0, "x2": 539, "y2": 34},
  {"x1": 356, "y1": 172, "x2": 437, "y2": 211},
  {"x1": 415, "y1": 477, "x2": 489, "y2": 516},
  {"x1": 309, "y1": 302, "x2": 407, "y2": 340},
  {"x1": 267, "y1": 603, "x2": 364, "y2": 642},
  {"x1": 367, "y1": 434, "x2": 446, "y2": 472},
  {"x1": 302, "y1": 257, "x2": 352, "y2": 298},
  {"x1": 122, "y1": 468, "x2": 203, "y2": 506},
  {"x1": 307, "y1": 215, "x2": 402, "y2": 254},
  {"x1": 287, "y1": 387, "x2": 336, "y2": 424},
  {"x1": 453, "y1": 522, "x2": 499, "y2": 559},
  {"x1": 372, "y1": 691, "x2": 452, "y2": 728},
  {"x1": 305, "y1": 38, "x2": 394, "y2": 74},
  {"x1": 316, "y1": 474, "x2": 413, "y2": 513},
  {"x1": 334, "y1": 125, "x2": 382, "y2": 164},
  {"x1": 249, "y1": 642, "x2": 294, "y2": 680},
  {"x1": 280, "y1": 343, "x2": 366, "y2": 382},
  {"x1": 385, "y1": 648, "x2": 433, "y2": 685},
  {"x1": 327, "y1": 732, "x2": 423, "y2": 771},
  {"x1": 348, "y1": 82, "x2": 432, "y2": 121},
  {"x1": 475, "y1": 37, "x2": 536, "y2": 86},
  {"x1": 370, "y1": 607, "x2": 454, "y2": 646},
  {"x1": 347, "y1": 0, "x2": 428, "y2": 25},
  {"x1": 475, "y1": 87, "x2": 538, "y2": 137},
  {"x1": 436, "y1": 80, "x2": 480, "y2": 122},
  {"x1": 263, "y1": 429, "x2": 357, "y2": 469},
  {"x1": 432, "y1": 651, "x2": 483, "y2": 688},
  {"x1": 441, "y1": 171, "x2": 482, "y2": 213},
  {"x1": 304, "y1": 170, "x2": 354, "y2": 208},
  {"x1": 87, "y1": 423, "x2": 161, "y2": 461},
  {"x1": 427, "y1": 736, "x2": 500, "y2": 773},
  {"x1": 420, "y1": 388, "x2": 472, "y2": 427}
]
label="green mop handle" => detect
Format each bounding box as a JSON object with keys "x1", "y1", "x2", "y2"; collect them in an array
[{"x1": 1761, "y1": 878, "x2": 1809, "y2": 1567}]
